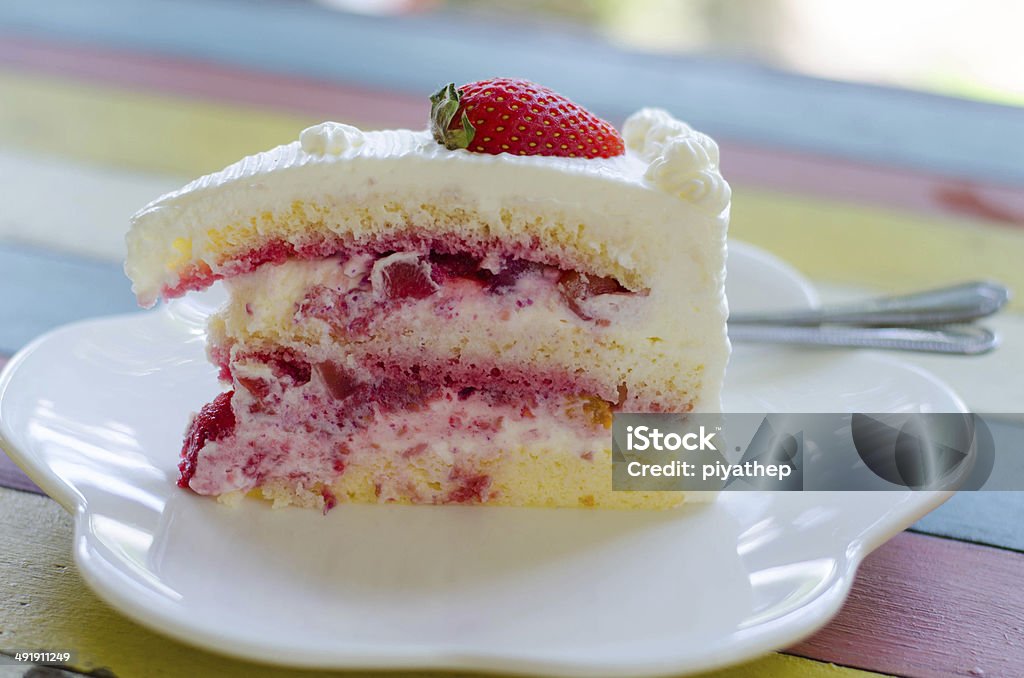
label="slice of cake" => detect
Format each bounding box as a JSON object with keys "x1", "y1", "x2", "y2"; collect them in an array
[{"x1": 125, "y1": 78, "x2": 730, "y2": 510}]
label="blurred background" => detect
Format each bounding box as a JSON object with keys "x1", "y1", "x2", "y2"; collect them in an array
[{"x1": 375, "y1": 0, "x2": 1024, "y2": 106}]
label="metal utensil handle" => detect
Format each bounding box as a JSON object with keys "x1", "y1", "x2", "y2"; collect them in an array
[
  {"x1": 729, "y1": 281, "x2": 1010, "y2": 327},
  {"x1": 728, "y1": 324, "x2": 999, "y2": 355}
]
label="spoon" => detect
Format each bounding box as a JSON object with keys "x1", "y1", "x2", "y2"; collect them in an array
[
  {"x1": 728, "y1": 281, "x2": 1009, "y2": 355},
  {"x1": 729, "y1": 281, "x2": 1008, "y2": 327}
]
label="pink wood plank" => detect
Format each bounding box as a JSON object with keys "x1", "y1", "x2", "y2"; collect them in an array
[
  {"x1": 0, "y1": 35, "x2": 424, "y2": 128},
  {"x1": 0, "y1": 453, "x2": 38, "y2": 494},
  {"x1": 0, "y1": 356, "x2": 41, "y2": 494},
  {"x1": 787, "y1": 531, "x2": 1024, "y2": 677},
  {"x1": 725, "y1": 144, "x2": 1024, "y2": 227},
  {"x1": 3, "y1": 36, "x2": 1024, "y2": 226}
]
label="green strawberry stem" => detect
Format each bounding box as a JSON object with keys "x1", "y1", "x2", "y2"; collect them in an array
[{"x1": 430, "y1": 83, "x2": 476, "y2": 150}]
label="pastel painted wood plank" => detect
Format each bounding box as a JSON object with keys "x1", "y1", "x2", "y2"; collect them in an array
[
  {"x1": 0, "y1": 487, "x2": 884, "y2": 677},
  {"x1": 788, "y1": 531, "x2": 1024, "y2": 677},
  {"x1": 0, "y1": 244, "x2": 139, "y2": 354},
  {"x1": 0, "y1": 36, "x2": 423, "y2": 130},
  {"x1": 0, "y1": 70, "x2": 318, "y2": 178},
  {"x1": 913, "y1": 491, "x2": 1024, "y2": 551},
  {"x1": 0, "y1": 356, "x2": 37, "y2": 494},
  {"x1": 2, "y1": 0, "x2": 1023, "y2": 184},
  {"x1": 730, "y1": 188, "x2": 1024, "y2": 310},
  {"x1": 3, "y1": 36, "x2": 1024, "y2": 228},
  {"x1": 0, "y1": 452, "x2": 38, "y2": 494},
  {"x1": 0, "y1": 147, "x2": 182, "y2": 263}
]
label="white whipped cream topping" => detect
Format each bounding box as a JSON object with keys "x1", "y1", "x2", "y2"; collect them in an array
[
  {"x1": 299, "y1": 122, "x2": 366, "y2": 156},
  {"x1": 623, "y1": 108, "x2": 730, "y2": 215},
  {"x1": 623, "y1": 107, "x2": 690, "y2": 162}
]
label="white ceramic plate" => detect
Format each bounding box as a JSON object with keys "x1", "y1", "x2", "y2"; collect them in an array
[{"x1": 0, "y1": 242, "x2": 962, "y2": 677}]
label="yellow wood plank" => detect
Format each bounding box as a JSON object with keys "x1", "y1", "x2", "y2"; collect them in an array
[
  {"x1": 0, "y1": 488, "x2": 884, "y2": 677},
  {"x1": 732, "y1": 188, "x2": 1024, "y2": 305},
  {"x1": 706, "y1": 654, "x2": 886, "y2": 678},
  {"x1": 0, "y1": 70, "x2": 321, "y2": 177}
]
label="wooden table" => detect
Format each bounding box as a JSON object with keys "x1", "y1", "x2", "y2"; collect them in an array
[{"x1": 2, "y1": 2, "x2": 1023, "y2": 676}]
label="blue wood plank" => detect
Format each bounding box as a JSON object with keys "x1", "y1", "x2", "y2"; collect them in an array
[
  {"x1": 2, "y1": 0, "x2": 1024, "y2": 185},
  {"x1": 0, "y1": 243, "x2": 139, "y2": 353},
  {"x1": 913, "y1": 492, "x2": 1024, "y2": 553}
]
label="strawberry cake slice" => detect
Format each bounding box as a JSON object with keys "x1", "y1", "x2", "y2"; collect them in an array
[{"x1": 126, "y1": 78, "x2": 730, "y2": 510}]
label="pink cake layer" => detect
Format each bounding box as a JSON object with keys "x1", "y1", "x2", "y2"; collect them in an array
[
  {"x1": 161, "y1": 233, "x2": 636, "y2": 301},
  {"x1": 180, "y1": 378, "x2": 612, "y2": 503},
  {"x1": 211, "y1": 348, "x2": 626, "y2": 411}
]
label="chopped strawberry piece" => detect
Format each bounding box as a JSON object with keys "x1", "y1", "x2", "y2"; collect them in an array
[
  {"x1": 273, "y1": 355, "x2": 312, "y2": 385},
  {"x1": 237, "y1": 377, "x2": 270, "y2": 399},
  {"x1": 447, "y1": 470, "x2": 491, "y2": 503},
  {"x1": 317, "y1": 362, "x2": 361, "y2": 400},
  {"x1": 557, "y1": 271, "x2": 627, "y2": 320},
  {"x1": 321, "y1": 487, "x2": 338, "y2": 515},
  {"x1": 429, "y1": 252, "x2": 482, "y2": 282},
  {"x1": 373, "y1": 253, "x2": 439, "y2": 299},
  {"x1": 179, "y1": 391, "x2": 236, "y2": 489},
  {"x1": 209, "y1": 344, "x2": 233, "y2": 382}
]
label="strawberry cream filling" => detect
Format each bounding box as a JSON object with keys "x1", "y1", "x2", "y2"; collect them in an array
[
  {"x1": 161, "y1": 234, "x2": 635, "y2": 303},
  {"x1": 181, "y1": 247, "x2": 637, "y2": 500}
]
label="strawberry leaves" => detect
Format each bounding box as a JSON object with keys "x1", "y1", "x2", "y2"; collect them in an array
[{"x1": 430, "y1": 83, "x2": 476, "y2": 150}]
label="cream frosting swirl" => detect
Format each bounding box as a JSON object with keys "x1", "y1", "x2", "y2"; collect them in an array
[
  {"x1": 623, "y1": 108, "x2": 729, "y2": 214},
  {"x1": 299, "y1": 122, "x2": 366, "y2": 156}
]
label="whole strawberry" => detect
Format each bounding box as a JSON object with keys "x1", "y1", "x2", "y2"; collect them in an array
[{"x1": 430, "y1": 78, "x2": 625, "y2": 159}]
